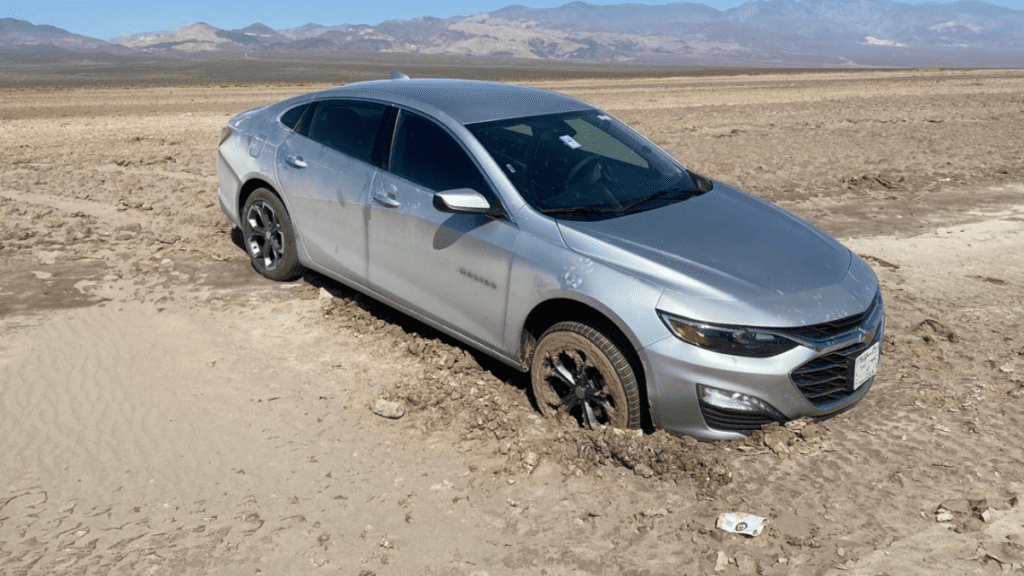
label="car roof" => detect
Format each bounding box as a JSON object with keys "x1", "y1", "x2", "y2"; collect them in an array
[{"x1": 320, "y1": 78, "x2": 594, "y2": 125}]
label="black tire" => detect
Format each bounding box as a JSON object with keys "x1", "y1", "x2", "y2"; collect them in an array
[
  {"x1": 530, "y1": 321, "x2": 642, "y2": 429},
  {"x1": 241, "y1": 188, "x2": 304, "y2": 281}
]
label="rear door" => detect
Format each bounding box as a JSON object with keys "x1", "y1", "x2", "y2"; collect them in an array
[
  {"x1": 277, "y1": 99, "x2": 390, "y2": 282},
  {"x1": 367, "y1": 111, "x2": 518, "y2": 350}
]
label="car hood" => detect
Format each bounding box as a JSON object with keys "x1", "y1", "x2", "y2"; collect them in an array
[{"x1": 556, "y1": 183, "x2": 877, "y2": 327}]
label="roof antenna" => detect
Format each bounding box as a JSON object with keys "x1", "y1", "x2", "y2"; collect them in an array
[{"x1": 390, "y1": 70, "x2": 410, "y2": 80}]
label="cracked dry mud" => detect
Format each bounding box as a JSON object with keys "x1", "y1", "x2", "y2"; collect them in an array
[{"x1": 2, "y1": 69, "x2": 1024, "y2": 575}]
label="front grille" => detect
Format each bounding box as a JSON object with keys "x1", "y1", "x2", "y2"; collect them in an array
[
  {"x1": 699, "y1": 402, "x2": 780, "y2": 432},
  {"x1": 791, "y1": 338, "x2": 876, "y2": 408},
  {"x1": 784, "y1": 293, "x2": 881, "y2": 341}
]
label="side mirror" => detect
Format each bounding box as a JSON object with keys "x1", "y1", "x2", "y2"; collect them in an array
[{"x1": 433, "y1": 188, "x2": 502, "y2": 217}]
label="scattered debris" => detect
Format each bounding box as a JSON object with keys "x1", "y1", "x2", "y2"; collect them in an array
[
  {"x1": 736, "y1": 554, "x2": 761, "y2": 576},
  {"x1": 935, "y1": 505, "x2": 956, "y2": 523},
  {"x1": 913, "y1": 318, "x2": 960, "y2": 343},
  {"x1": 934, "y1": 493, "x2": 1019, "y2": 533},
  {"x1": 744, "y1": 418, "x2": 831, "y2": 459},
  {"x1": 715, "y1": 551, "x2": 730, "y2": 572},
  {"x1": 860, "y1": 254, "x2": 900, "y2": 270},
  {"x1": 980, "y1": 541, "x2": 1024, "y2": 573},
  {"x1": 372, "y1": 398, "x2": 405, "y2": 419},
  {"x1": 717, "y1": 512, "x2": 768, "y2": 537},
  {"x1": 841, "y1": 173, "x2": 905, "y2": 190},
  {"x1": 571, "y1": 427, "x2": 732, "y2": 495}
]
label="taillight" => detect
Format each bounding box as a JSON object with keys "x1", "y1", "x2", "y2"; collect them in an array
[{"x1": 219, "y1": 126, "x2": 233, "y2": 146}]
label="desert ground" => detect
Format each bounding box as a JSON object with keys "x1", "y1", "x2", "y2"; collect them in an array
[{"x1": 1, "y1": 67, "x2": 1024, "y2": 575}]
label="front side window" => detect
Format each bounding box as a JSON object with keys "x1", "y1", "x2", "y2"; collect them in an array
[
  {"x1": 469, "y1": 110, "x2": 698, "y2": 219},
  {"x1": 306, "y1": 100, "x2": 387, "y2": 165},
  {"x1": 389, "y1": 112, "x2": 491, "y2": 197}
]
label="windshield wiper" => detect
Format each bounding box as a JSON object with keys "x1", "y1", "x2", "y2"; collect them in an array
[
  {"x1": 539, "y1": 205, "x2": 622, "y2": 217},
  {"x1": 618, "y1": 185, "x2": 695, "y2": 213}
]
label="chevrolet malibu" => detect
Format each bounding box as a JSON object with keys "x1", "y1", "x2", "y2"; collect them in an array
[{"x1": 216, "y1": 75, "x2": 883, "y2": 440}]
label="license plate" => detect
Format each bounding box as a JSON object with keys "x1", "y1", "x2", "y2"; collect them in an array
[{"x1": 853, "y1": 342, "x2": 880, "y2": 390}]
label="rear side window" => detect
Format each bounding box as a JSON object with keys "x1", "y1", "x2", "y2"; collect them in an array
[
  {"x1": 280, "y1": 103, "x2": 309, "y2": 130},
  {"x1": 306, "y1": 100, "x2": 388, "y2": 165},
  {"x1": 390, "y1": 112, "x2": 491, "y2": 195}
]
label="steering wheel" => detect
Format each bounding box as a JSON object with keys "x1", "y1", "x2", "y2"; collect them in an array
[
  {"x1": 565, "y1": 155, "x2": 603, "y2": 186},
  {"x1": 563, "y1": 155, "x2": 623, "y2": 209}
]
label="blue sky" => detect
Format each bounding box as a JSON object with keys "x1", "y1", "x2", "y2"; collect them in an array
[{"x1": 4, "y1": 0, "x2": 1023, "y2": 40}]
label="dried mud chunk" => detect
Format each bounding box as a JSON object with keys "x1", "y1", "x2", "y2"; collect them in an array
[
  {"x1": 913, "y1": 318, "x2": 960, "y2": 343},
  {"x1": 841, "y1": 173, "x2": 905, "y2": 189},
  {"x1": 860, "y1": 254, "x2": 900, "y2": 270},
  {"x1": 570, "y1": 428, "x2": 731, "y2": 494},
  {"x1": 407, "y1": 339, "x2": 427, "y2": 355},
  {"x1": 372, "y1": 398, "x2": 405, "y2": 419},
  {"x1": 633, "y1": 463, "x2": 654, "y2": 478},
  {"x1": 746, "y1": 418, "x2": 831, "y2": 459},
  {"x1": 714, "y1": 551, "x2": 730, "y2": 572},
  {"x1": 936, "y1": 499, "x2": 967, "y2": 522},
  {"x1": 955, "y1": 517, "x2": 985, "y2": 533},
  {"x1": 981, "y1": 542, "x2": 1024, "y2": 571},
  {"x1": 736, "y1": 554, "x2": 761, "y2": 576}
]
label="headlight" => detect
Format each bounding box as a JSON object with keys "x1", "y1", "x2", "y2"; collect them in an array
[
  {"x1": 697, "y1": 384, "x2": 785, "y2": 418},
  {"x1": 658, "y1": 311, "x2": 798, "y2": 358}
]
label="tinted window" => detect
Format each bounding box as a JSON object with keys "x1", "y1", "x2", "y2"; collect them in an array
[
  {"x1": 307, "y1": 100, "x2": 387, "y2": 165},
  {"x1": 390, "y1": 112, "x2": 491, "y2": 196},
  {"x1": 564, "y1": 117, "x2": 648, "y2": 169},
  {"x1": 468, "y1": 110, "x2": 695, "y2": 218},
  {"x1": 279, "y1": 103, "x2": 309, "y2": 131}
]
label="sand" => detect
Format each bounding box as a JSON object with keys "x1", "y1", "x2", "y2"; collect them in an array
[{"x1": 2, "y1": 68, "x2": 1024, "y2": 575}]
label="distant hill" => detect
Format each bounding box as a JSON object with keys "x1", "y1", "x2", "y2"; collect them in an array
[
  {"x1": 277, "y1": 23, "x2": 352, "y2": 41},
  {"x1": 0, "y1": 17, "x2": 135, "y2": 59},
  {"x1": 3, "y1": 1, "x2": 1023, "y2": 67}
]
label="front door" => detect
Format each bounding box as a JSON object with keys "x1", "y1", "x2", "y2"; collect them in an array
[{"x1": 367, "y1": 111, "x2": 518, "y2": 351}]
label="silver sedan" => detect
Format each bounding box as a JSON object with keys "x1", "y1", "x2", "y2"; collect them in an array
[{"x1": 216, "y1": 75, "x2": 883, "y2": 440}]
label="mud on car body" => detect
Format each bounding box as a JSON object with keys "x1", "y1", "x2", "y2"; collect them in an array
[{"x1": 217, "y1": 75, "x2": 883, "y2": 440}]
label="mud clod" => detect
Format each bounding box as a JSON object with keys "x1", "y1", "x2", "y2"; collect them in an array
[
  {"x1": 372, "y1": 398, "x2": 405, "y2": 419},
  {"x1": 743, "y1": 419, "x2": 831, "y2": 459}
]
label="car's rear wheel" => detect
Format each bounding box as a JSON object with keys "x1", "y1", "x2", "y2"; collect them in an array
[
  {"x1": 241, "y1": 188, "x2": 304, "y2": 281},
  {"x1": 530, "y1": 321, "x2": 642, "y2": 429}
]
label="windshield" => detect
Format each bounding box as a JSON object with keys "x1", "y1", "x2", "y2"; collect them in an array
[{"x1": 467, "y1": 110, "x2": 698, "y2": 218}]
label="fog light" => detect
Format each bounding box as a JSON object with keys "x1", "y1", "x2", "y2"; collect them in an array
[{"x1": 697, "y1": 384, "x2": 784, "y2": 418}]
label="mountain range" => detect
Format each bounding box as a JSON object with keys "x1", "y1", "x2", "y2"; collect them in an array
[{"x1": 2, "y1": 0, "x2": 1023, "y2": 67}]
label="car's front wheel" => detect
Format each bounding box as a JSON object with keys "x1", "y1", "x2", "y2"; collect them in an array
[
  {"x1": 241, "y1": 188, "x2": 304, "y2": 281},
  {"x1": 530, "y1": 321, "x2": 642, "y2": 429}
]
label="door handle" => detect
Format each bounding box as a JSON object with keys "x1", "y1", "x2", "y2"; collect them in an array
[
  {"x1": 372, "y1": 191, "x2": 400, "y2": 208},
  {"x1": 286, "y1": 155, "x2": 307, "y2": 169}
]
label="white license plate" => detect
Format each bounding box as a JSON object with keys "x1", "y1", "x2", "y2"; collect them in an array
[{"x1": 853, "y1": 342, "x2": 880, "y2": 390}]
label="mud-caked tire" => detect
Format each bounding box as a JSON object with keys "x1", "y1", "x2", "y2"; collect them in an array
[{"x1": 530, "y1": 321, "x2": 642, "y2": 429}]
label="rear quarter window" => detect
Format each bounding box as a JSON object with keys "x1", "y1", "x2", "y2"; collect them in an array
[{"x1": 279, "y1": 104, "x2": 309, "y2": 131}]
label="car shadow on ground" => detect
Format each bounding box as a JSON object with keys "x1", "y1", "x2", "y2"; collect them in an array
[{"x1": 229, "y1": 226, "x2": 529, "y2": 395}]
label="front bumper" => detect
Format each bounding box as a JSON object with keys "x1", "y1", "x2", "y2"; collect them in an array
[{"x1": 643, "y1": 308, "x2": 884, "y2": 441}]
